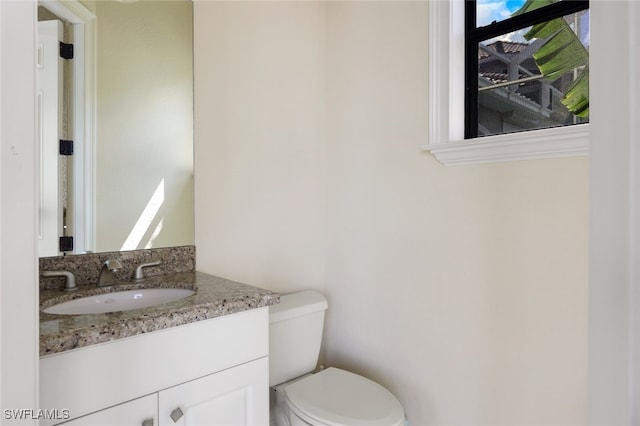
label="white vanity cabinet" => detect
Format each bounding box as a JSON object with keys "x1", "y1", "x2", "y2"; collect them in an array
[
  {"x1": 40, "y1": 308, "x2": 269, "y2": 426},
  {"x1": 60, "y1": 357, "x2": 267, "y2": 426}
]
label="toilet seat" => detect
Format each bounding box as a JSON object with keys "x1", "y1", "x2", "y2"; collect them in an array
[{"x1": 283, "y1": 367, "x2": 405, "y2": 426}]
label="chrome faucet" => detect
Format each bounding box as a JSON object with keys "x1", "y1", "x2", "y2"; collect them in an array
[
  {"x1": 97, "y1": 259, "x2": 123, "y2": 287},
  {"x1": 42, "y1": 270, "x2": 77, "y2": 292}
]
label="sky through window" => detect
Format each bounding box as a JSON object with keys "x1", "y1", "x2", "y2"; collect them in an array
[{"x1": 476, "y1": 0, "x2": 526, "y2": 27}]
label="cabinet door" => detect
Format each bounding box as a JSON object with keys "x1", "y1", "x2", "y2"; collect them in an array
[
  {"x1": 60, "y1": 394, "x2": 157, "y2": 426},
  {"x1": 158, "y1": 357, "x2": 269, "y2": 426}
]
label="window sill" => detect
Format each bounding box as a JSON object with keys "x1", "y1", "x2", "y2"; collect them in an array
[{"x1": 423, "y1": 124, "x2": 589, "y2": 166}]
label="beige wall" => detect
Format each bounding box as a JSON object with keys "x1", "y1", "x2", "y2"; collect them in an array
[
  {"x1": 194, "y1": 2, "x2": 588, "y2": 424},
  {"x1": 1, "y1": 1, "x2": 39, "y2": 420},
  {"x1": 95, "y1": 1, "x2": 194, "y2": 252}
]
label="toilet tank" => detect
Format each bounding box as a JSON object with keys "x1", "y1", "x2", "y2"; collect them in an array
[{"x1": 269, "y1": 291, "x2": 328, "y2": 387}]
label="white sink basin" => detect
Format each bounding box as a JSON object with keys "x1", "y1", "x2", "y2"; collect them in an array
[{"x1": 43, "y1": 288, "x2": 195, "y2": 315}]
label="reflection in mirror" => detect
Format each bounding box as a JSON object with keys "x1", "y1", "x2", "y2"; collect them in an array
[{"x1": 37, "y1": 0, "x2": 194, "y2": 256}]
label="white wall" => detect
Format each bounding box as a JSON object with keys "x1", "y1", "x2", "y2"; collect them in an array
[
  {"x1": 0, "y1": 1, "x2": 39, "y2": 423},
  {"x1": 324, "y1": 3, "x2": 587, "y2": 425},
  {"x1": 588, "y1": 1, "x2": 640, "y2": 423},
  {"x1": 194, "y1": 1, "x2": 589, "y2": 424}
]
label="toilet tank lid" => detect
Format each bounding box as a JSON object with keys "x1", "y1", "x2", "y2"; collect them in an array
[{"x1": 269, "y1": 290, "x2": 328, "y2": 324}]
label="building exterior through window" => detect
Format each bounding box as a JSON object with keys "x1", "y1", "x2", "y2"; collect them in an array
[{"x1": 467, "y1": 1, "x2": 589, "y2": 138}]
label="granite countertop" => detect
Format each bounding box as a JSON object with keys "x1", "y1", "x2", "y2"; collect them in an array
[{"x1": 40, "y1": 271, "x2": 279, "y2": 356}]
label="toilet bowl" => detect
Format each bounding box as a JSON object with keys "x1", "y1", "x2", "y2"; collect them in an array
[{"x1": 269, "y1": 291, "x2": 405, "y2": 426}]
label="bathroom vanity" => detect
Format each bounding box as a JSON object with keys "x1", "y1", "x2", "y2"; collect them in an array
[{"x1": 39, "y1": 271, "x2": 279, "y2": 426}]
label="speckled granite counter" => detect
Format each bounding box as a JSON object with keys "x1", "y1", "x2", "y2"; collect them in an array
[{"x1": 40, "y1": 272, "x2": 279, "y2": 356}]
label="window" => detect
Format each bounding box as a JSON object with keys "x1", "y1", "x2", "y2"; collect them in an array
[
  {"x1": 466, "y1": 0, "x2": 589, "y2": 139},
  {"x1": 424, "y1": 0, "x2": 590, "y2": 166}
]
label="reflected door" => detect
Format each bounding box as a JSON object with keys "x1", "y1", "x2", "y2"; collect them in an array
[{"x1": 37, "y1": 20, "x2": 63, "y2": 257}]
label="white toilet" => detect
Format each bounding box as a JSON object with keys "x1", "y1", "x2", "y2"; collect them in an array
[{"x1": 269, "y1": 291, "x2": 405, "y2": 426}]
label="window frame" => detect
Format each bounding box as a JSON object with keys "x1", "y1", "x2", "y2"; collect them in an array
[{"x1": 424, "y1": 0, "x2": 589, "y2": 166}]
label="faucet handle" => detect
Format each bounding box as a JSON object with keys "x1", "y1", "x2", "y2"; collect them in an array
[
  {"x1": 42, "y1": 270, "x2": 77, "y2": 292},
  {"x1": 134, "y1": 260, "x2": 162, "y2": 282}
]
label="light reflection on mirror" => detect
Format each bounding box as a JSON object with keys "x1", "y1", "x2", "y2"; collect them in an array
[{"x1": 121, "y1": 179, "x2": 165, "y2": 251}]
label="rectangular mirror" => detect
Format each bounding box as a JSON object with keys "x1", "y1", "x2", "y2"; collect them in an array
[{"x1": 37, "y1": 0, "x2": 194, "y2": 255}]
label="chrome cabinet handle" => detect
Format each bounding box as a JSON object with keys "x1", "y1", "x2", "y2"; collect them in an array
[
  {"x1": 170, "y1": 407, "x2": 184, "y2": 423},
  {"x1": 142, "y1": 419, "x2": 154, "y2": 426}
]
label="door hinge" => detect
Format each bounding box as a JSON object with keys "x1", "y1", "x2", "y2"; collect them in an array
[
  {"x1": 59, "y1": 140, "x2": 74, "y2": 156},
  {"x1": 59, "y1": 42, "x2": 74, "y2": 60},
  {"x1": 59, "y1": 236, "x2": 74, "y2": 252}
]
